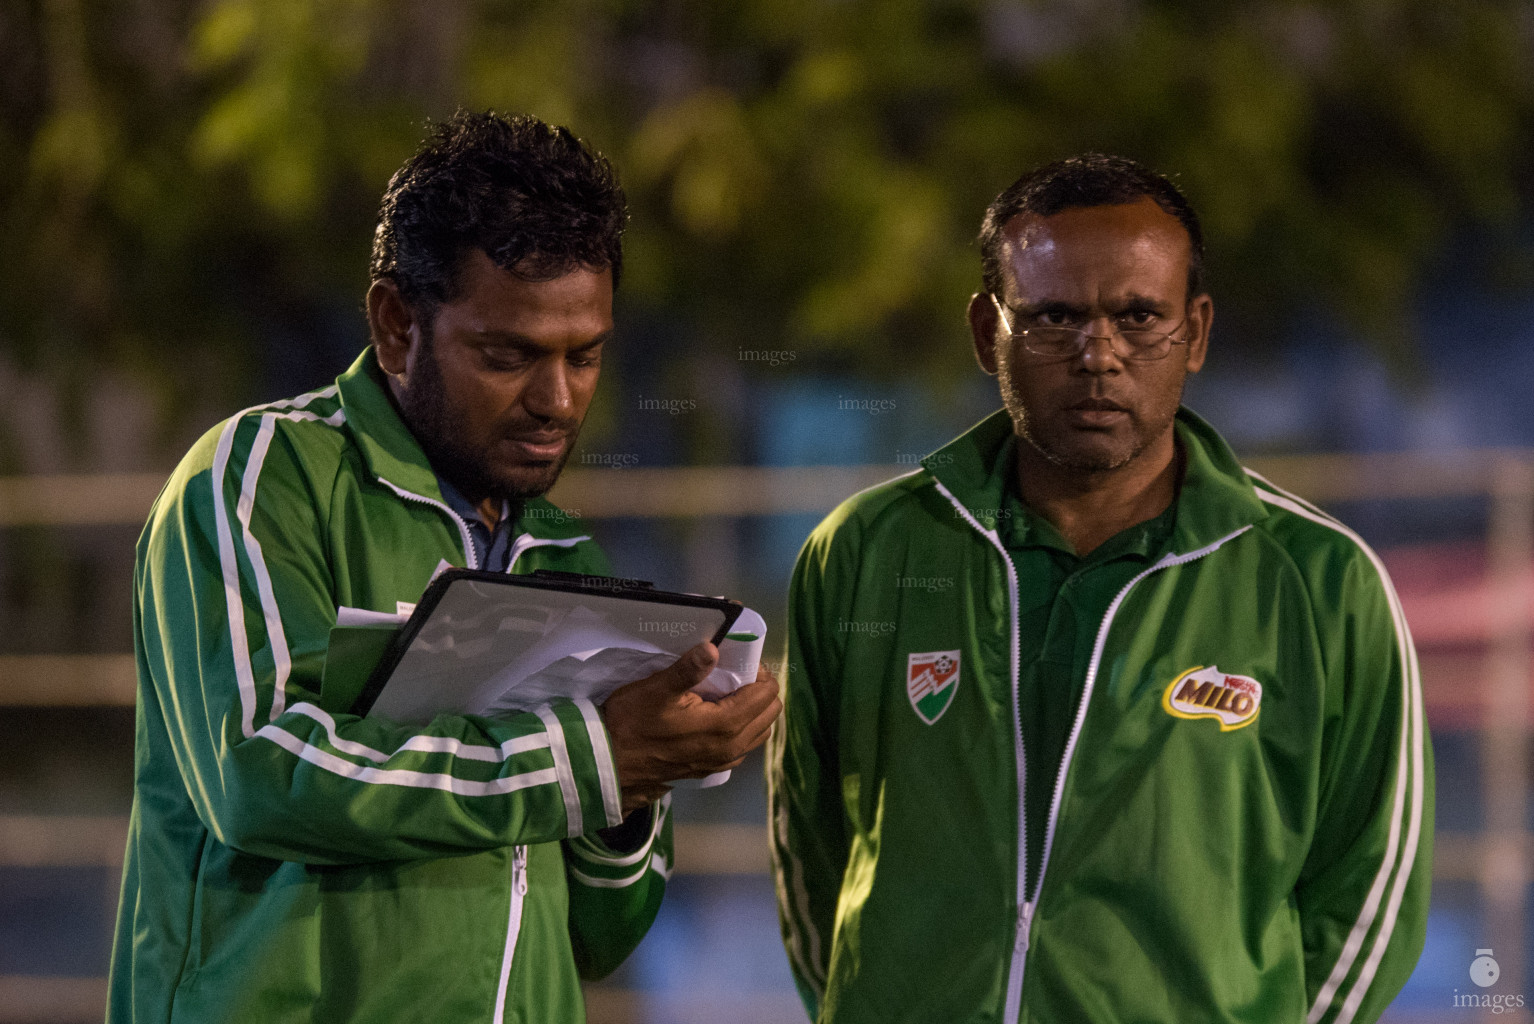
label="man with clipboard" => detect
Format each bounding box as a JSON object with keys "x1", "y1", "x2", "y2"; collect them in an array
[{"x1": 108, "y1": 111, "x2": 781, "y2": 1024}]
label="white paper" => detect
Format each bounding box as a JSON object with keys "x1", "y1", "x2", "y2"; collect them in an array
[
  {"x1": 673, "y1": 608, "x2": 767, "y2": 788},
  {"x1": 364, "y1": 579, "x2": 765, "y2": 791},
  {"x1": 336, "y1": 605, "x2": 409, "y2": 627}
]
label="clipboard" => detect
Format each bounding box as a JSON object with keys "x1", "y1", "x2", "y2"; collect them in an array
[{"x1": 350, "y1": 568, "x2": 744, "y2": 724}]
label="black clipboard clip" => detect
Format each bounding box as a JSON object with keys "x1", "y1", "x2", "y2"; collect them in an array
[{"x1": 526, "y1": 569, "x2": 656, "y2": 592}]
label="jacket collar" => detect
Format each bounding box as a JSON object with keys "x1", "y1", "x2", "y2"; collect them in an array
[
  {"x1": 334, "y1": 349, "x2": 590, "y2": 542},
  {"x1": 336, "y1": 349, "x2": 442, "y2": 499},
  {"x1": 1168, "y1": 405, "x2": 1270, "y2": 552},
  {"x1": 922, "y1": 406, "x2": 1267, "y2": 555}
]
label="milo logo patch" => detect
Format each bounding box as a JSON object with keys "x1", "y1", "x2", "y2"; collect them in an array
[{"x1": 1162, "y1": 665, "x2": 1262, "y2": 731}]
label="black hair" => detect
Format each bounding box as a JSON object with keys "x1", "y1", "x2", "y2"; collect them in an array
[
  {"x1": 978, "y1": 153, "x2": 1205, "y2": 300},
  {"x1": 370, "y1": 110, "x2": 628, "y2": 322}
]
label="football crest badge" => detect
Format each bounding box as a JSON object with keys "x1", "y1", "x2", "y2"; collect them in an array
[
  {"x1": 908, "y1": 650, "x2": 961, "y2": 725},
  {"x1": 1163, "y1": 665, "x2": 1262, "y2": 731}
]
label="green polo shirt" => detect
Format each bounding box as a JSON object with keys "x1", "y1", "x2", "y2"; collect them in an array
[{"x1": 994, "y1": 437, "x2": 1179, "y2": 896}]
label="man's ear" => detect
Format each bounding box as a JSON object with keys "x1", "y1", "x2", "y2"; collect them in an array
[
  {"x1": 967, "y1": 292, "x2": 1000, "y2": 376},
  {"x1": 367, "y1": 279, "x2": 421, "y2": 377},
  {"x1": 1183, "y1": 292, "x2": 1213, "y2": 375}
]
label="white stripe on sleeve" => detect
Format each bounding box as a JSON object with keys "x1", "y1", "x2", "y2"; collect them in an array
[
  {"x1": 253, "y1": 723, "x2": 559, "y2": 796},
  {"x1": 207, "y1": 395, "x2": 568, "y2": 800},
  {"x1": 287, "y1": 702, "x2": 550, "y2": 764},
  {"x1": 575, "y1": 698, "x2": 623, "y2": 828},
  {"x1": 534, "y1": 705, "x2": 583, "y2": 837},
  {"x1": 769, "y1": 753, "x2": 827, "y2": 994},
  {"x1": 1251, "y1": 485, "x2": 1424, "y2": 1024}
]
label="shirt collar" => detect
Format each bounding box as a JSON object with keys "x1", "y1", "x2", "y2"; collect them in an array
[
  {"x1": 991, "y1": 432, "x2": 1176, "y2": 563},
  {"x1": 436, "y1": 475, "x2": 509, "y2": 532}
]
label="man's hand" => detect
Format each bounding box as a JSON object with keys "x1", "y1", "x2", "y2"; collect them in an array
[{"x1": 602, "y1": 643, "x2": 782, "y2": 815}]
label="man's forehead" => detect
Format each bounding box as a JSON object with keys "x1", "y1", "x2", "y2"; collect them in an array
[
  {"x1": 1003, "y1": 197, "x2": 1187, "y2": 246},
  {"x1": 449, "y1": 250, "x2": 612, "y2": 307},
  {"x1": 997, "y1": 198, "x2": 1192, "y2": 293}
]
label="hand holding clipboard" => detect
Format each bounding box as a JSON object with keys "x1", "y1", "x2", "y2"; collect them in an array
[
  {"x1": 345, "y1": 569, "x2": 779, "y2": 805},
  {"x1": 602, "y1": 640, "x2": 781, "y2": 813}
]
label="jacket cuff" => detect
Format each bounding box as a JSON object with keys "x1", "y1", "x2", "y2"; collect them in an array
[
  {"x1": 567, "y1": 793, "x2": 670, "y2": 887},
  {"x1": 538, "y1": 698, "x2": 623, "y2": 836}
]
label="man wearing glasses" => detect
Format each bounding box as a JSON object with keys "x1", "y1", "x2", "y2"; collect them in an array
[{"x1": 770, "y1": 154, "x2": 1432, "y2": 1024}]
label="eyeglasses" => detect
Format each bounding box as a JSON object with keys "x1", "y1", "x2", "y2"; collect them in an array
[{"x1": 989, "y1": 293, "x2": 1190, "y2": 362}]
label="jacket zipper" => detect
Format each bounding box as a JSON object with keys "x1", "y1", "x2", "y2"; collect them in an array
[
  {"x1": 506, "y1": 532, "x2": 590, "y2": 573},
  {"x1": 1026, "y1": 530, "x2": 1250, "y2": 951},
  {"x1": 376, "y1": 477, "x2": 479, "y2": 569},
  {"x1": 491, "y1": 845, "x2": 529, "y2": 1024},
  {"x1": 376, "y1": 478, "x2": 593, "y2": 576},
  {"x1": 929, "y1": 481, "x2": 1031, "y2": 1023},
  {"x1": 933, "y1": 478, "x2": 1249, "y2": 1024},
  {"x1": 374, "y1": 480, "x2": 596, "y2": 1019}
]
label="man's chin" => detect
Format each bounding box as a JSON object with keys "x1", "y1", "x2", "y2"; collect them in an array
[
  {"x1": 493, "y1": 460, "x2": 570, "y2": 501},
  {"x1": 1025, "y1": 430, "x2": 1140, "y2": 474}
]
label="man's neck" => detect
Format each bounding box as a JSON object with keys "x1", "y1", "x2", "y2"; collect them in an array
[
  {"x1": 469, "y1": 496, "x2": 503, "y2": 531},
  {"x1": 378, "y1": 365, "x2": 508, "y2": 532},
  {"x1": 433, "y1": 472, "x2": 508, "y2": 532},
  {"x1": 1013, "y1": 435, "x2": 1182, "y2": 557}
]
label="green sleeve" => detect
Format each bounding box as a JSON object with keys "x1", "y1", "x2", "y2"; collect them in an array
[
  {"x1": 137, "y1": 412, "x2": 624, "y2": 866},
  {"x1": 563, "y1": 794, "x2": 674, "y2": 979},
  {"x1": 770, "y1": 516, "x2": 855, "y2": 1020},
  {"x1": 1297, "y1": 545, "x2": 1434, "y2": 1024},
  {"x1": 556, "y1": 519, "x2": 671, "y2": 980}
]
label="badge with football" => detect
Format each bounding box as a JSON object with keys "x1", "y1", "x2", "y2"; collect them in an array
[{"x1": 907, "y1": 650, "x2": 961, "y2": 725}]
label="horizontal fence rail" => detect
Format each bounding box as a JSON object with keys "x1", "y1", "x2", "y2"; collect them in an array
[
  {"x1": 4, "y1": 449, "x2": 1534, "y2": 527},
  {"x1": 0, "y1": 472, "x2": 168, "y2": 527},
  {"x1": 0, "y1": 654, "x2": 135, "y2": 706},
  {"x1": 0, "y1": 817, "x2": 770, "y2": 876},
  {"x1": 0, "y1": 813, "x2": 1488, "y2": 883}
]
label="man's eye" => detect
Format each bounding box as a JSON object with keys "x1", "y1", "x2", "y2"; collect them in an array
[
  {"x1": 482, "y1": 350, "x2": 529, "y2": 370},
  {"x1": 1036, "y1": 311, "x2": 1077, "y2": 328},
  {"x1": 1119, "y1": 310, "x2": 1159, "y2": 328}
]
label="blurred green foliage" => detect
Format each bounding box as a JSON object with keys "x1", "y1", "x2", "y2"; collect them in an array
[{"x1": 3, "y1": 0, "x2": 1532, "y2": 436}]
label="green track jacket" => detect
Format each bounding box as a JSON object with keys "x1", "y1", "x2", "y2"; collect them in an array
[
  {"x1": 770, "y1": 408, "x2": 1432, "y2": 1024},
  {"x1": 108, "y1": 352, "x2": 669, "y2": 1024}
]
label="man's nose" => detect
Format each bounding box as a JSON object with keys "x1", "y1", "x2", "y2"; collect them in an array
[
  {"x1": 523, "y1": 357, "x2": 574, "y2": 420},
  {"x1": 1076, "y1": 319, "x2": 1125, "y2": 372}
]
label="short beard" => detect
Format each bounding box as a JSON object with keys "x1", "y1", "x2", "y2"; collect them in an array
[
  {"x1": 1020, "y1": 422, "x2": 1140, "y2": 472},
  {"x1": 395, "y1": 330, "x2": 573, "y2": 503},
  {"x1": 997, "y1": 355, "x2": 1180, "y2": 474}
]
